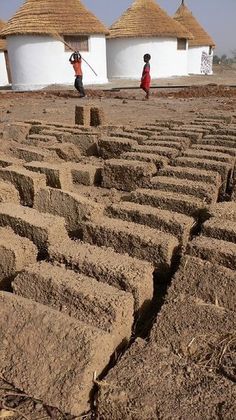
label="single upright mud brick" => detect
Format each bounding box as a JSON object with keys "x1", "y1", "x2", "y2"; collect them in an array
[
  {"x1": 90, "y1": 107, "x2": 105, "y2": 127},
  {"x1": 75, "y1": 105, "x2": 90, "y2": 126}
]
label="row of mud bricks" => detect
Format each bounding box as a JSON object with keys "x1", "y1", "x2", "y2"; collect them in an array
[{"x1": 0, "y1": 111, "x2": 235, "y2": 418}]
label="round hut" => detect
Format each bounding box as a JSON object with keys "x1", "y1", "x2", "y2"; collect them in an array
[
  {"x1": 0, "y1": 19, "x2": 9, "y2": 86},
  {"x1": 174, "y1": 1, "x2": 215, "y2": 75},
  {"x1": 107, "y1": 0, "x2": 193, "y2": 80},
  {"x1": 0, "y1": 0, "x2": 109, "y2": 91}
]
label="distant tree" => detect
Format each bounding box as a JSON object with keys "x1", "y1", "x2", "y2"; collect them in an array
[
  {"x1": 213, "y1": 55, "x2": 221, "y2": 64},
  {"x1": 221, "y1": 54, "x2": 227, "y2": 62}
]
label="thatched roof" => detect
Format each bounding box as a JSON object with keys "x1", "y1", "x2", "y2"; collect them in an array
[
  {"x1": 0, "y1": 0, "x2": 109, "y2": 38},
  {"x1": 0, "y1": 19, "x2": 7, "y2": 50},
  {"x1": 174, "y1": 2, "x2": 215, "y2": 47},
  {"x1": 108, "y1": 0, "x2": 193, "y2": 40}
]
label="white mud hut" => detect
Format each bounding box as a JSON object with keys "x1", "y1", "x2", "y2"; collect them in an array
[
  {"x1": 107, "y1": 0, "x2": 193, "y2": 80},
  {"x1": 174, "y1": 1, "x2": 215, "y2": 75},
  {"x1": 0, "y1": 20, "x2": 9, "y2": 86},
  {"x1": 0, "y1": 0, "x2": 109, "y2": 91}
]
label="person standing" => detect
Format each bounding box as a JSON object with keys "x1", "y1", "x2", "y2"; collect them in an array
[
  {"x1": 69, "y1": 52, "x2": 86, "y2": 98},
  {"x1": 140, "y1": 54, "x2": 151, "y2": 100}
]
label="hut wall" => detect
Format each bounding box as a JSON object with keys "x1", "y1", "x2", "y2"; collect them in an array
[
  {"x1": 7, "y1": 35, "x2": 108, "y2": 91},
  {"x1": 107, "y1": 37, "x2": 188, "y2": 79},
  {"x1": 0, "y1": 52, "x2": 9, "y2": 86},
  {"x1": 188, "y1": 46, "x2": 213, "y2": 75}
]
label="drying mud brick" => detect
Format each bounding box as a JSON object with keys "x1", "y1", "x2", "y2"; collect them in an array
[
  {"x1": 90, "y1": 107, "x2": 105, "y2": 127},
  {"x1": 161, "y1": 129, "x2": 202, "y2": 141},
  {"x1": 132, "y1": 144, "x2": 179, "y2": 159},
  {"x1": 187, "y1": 236, "x2": 236, "y2": 270},
  {"x1": 42, "y1": 128, "x2": 98, "y2": 156},
  {"x1": 13, "y1": 262, "x2": 134, "y2": 348},
  {"x1": 151, "y1": 176, "x2": 218, "y2": 204},
  {"x1": 0, "y1": 227, "x2": 37, "y2": 289},
  {"x1": 202, "y1": 218, "x2": 236, "y2": 243},
  {"x1": 0, "y1": 291, "x2": 113, "y2": 416},
  {"x1": 183, "y1": 149, "x2": 234, "y2": 165},
  {"x1": 192, "y1": 143, "x2": 236, "y2": 157},
  {"x1": 2, "y1": 122, "x2": 31, "y2": 143},
  {"x1": 0, "y1": 180, "x2": 20, "y2": 204},
  {"x1": 106, "y1": 202, "x2": 194, "y2": 244},
  {"x1": 49, "y1": 238, "x2": 154, "y2": 312},
  {"x1": 65, "y1": 162, "x2": 102, "y2": 186},
  {"x1": 0, "y1": 203, "x2": 68, "y2": 254},
  {"x1": 127, "y1": 188, "x2": 207, "y2": 218},
  {"x1": 46, "y1": 143, "x2": 81, "y2": 162},
  {"x1": 122, "y1": 151, "x2": 168, "y2": 169},
  {"x1": 97, "y1": 298, "x2": 236, "y2": 420},
  {"x1": 208, "y1": 202, "x2": 236, "y2": 221},
  {"x1": 102, "y1": 159, "x2": 156, "y2": 192},
  {"x1": 24, "y1": 161, "x2": 73, "y2": 190},
  {"x1": 0, "y1": 153, "x2": 23, "y2": 168},
  {"x1": 201, "y1": 136, "x2": 236, "y2": 149},
  {"x1": 11, "y1": 145, "x2": 58, "y2": 163},
  {"x1": 160, "y1": 165, "x2": 221, "y2": 186},
  {"x1": 0, "y1": 165, "x2": 46, "y2": 206},
  {"x1": 98, "y1": 137, "x2": 138, "y2": 159},
  {"x1": 169, "y1": 255, "x2": 236, "y2": 311},
  {"x1": 173, "y1": 157, "x2": 232, "y2": 184},
  {"x1": 34, "y1": 187, "x2": 104, "y2": 234},
  {"x1": 110, "y1": 130, "x2": 145, "y2": 144},
  {"x1": 145, "y1": 139, "x2": 185, "y2": 150},
  {"x1": 75, "y1": 105, "x2": 90, "y2": 126},
  {"x1": 80, "y1": 216, "x2": 179, "y2": 271}
]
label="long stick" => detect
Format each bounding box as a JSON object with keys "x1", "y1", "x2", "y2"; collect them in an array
[{"x1": 51, "y1": 32, "x2": 98, "y2": 76}]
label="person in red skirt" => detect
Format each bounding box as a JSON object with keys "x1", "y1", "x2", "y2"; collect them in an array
[{"x1": 140, "y1": 54, "x2": 151, "y2": 100}]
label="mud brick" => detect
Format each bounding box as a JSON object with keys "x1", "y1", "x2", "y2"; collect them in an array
[
  {"x1": 151, "y1": 176, "x2": 218, "y2": 204},
  {"x1": 148, "y1": 135, "x2": 191, "y2": 147},
  {"x1": 49, "y1": 238, "x2": 154, "y2": 312},
  {"x1": 24, "y1": 161, "x2": 73, "y2": 190},
  {"x1": 11, "y1": 145, "x2": 58, "y2": 163},
  {"x1": 42, "y1": 130, "x2": 98, "y2": 156},
  {"x1": 0, "y1": 227, "x2": 37, "y2": 288},
  {"x1": 191, "y1": 144, "x2": 236, "y2": 157},
  {"x1": 2, "y1": 122, "x2": 31, "y2": 143},
  {"x1": 0, "y1": 180, "x2": 20, "y2": 204},
  {"x1": 145, "y1": 139, "x2": 185, "y2": 150},
  {"x1": 75, "y1": 105, "x2": 90, "y2": 126},
  {"x1": 183, "y1": 149, "x2": 234, "y2": 165},
  {"x1": 106, "y1": 202, "x2": 195, "y2": 244},
  {"x1": 80, "y1": 216, "x2": 178, "y2": 272},
  {"x1": 98, "y1": 137, "x2": 138, "y2": 159},
  {"x1": 0, "y1": 202, "x2": 68, "y2": 254},
  {"x1": 27, "y1": 134, "x2": 57, "y2": 145},
  {"x1": 65, "y1": 162, "x2": 102, "y2": 186},
  {"x1": 46, "y1": 143, "x2": 81, "y2": 162},
  {"x1": 202, "y1": 218, "x2": 236, "y2": 243},
  {"x1": 122, "y1": 152, "x2": 168, "y2": 169},
  {"x1": 0, "y1": 165, "x2": 46, "y2": 206},
  {"x1": 127, "y1": 189, "x2": 207, "y2": 218},
  {"x1": 208, "y1": 202, "x2": 236, "y2": 221},
  {"x1": 0, "y1": 153, "x2": 23, "y2": 168},
  {"x1": 169, "y1": 255, "x2": 236, "y2": 311},
  {"x1": 102, "y1": 159, "x2": 156, "y2": 192},
  {"x1": 132, "y1": 144, "x2": 179, "y2": 159},
  {"x1": 34, "y1": 187, "x2": 104, "y2": 234},
  {"x1": 0, "y1": 291, "x2": 113, "y2": 416},
  {"x1": 13, "y1": 262, "x2": 134, "y2": 348},
  {"x1": 110, "y1": 131, "x2": 146, "y2": 144},
  {"x1": 187, "y1": 236, "x2": 236, "y2": 270},
  {"x1": 159, "y1": 165, "x2": 221, "y2": 185},
  {"x1": 197, "y1": 114, "x2": 233, "y2": 123},
  {"x1": 160, "y1": 129, "x2": 202, "y2": 141},
  {"x1": 173, "y1": 157, "x2": 231, "y2": 184},
  {"x1": 90, "y1": 107, "x2": 105, "y2": 127}
]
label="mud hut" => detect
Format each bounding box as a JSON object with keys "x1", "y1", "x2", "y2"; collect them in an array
[
  {"x1": 0, "y1": 19, "x2": 9, "y2": 86},
  {"x1": 174, "y1": 1, "x2": 215, "y2": 75},
  {"x1": 106, "y1": 0, "x2": 193, "y2": 80},
  {"x1": 0, "y1": 0, "x2": 109, "y2": 91}
]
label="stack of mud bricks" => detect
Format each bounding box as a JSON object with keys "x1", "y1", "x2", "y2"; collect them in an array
[{"x1": 75, "y1": 105, "x2": 105, "y2": 127}]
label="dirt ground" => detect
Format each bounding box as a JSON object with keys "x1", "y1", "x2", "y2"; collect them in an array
[{"x1": 0, "y1": 64, "x2": 235, "y2": 420}]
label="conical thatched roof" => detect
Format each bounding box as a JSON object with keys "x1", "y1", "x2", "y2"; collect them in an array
[
  {"x1": 0, "y1": 19, "x2": 7, "y2": 50},
  {"x1": 108, "y1": 0, "x2": 193, "y2": 39},
  {"x1": 0, "y1": 0, "x2": 109, "y2": 38},
  {"x1": 174, "y1": 2, "x2": 215, "y2": 47}
]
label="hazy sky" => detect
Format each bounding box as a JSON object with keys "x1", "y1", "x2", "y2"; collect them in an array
[{"x1": 0, "y1": 0, "x2": 235, "y2": 56}]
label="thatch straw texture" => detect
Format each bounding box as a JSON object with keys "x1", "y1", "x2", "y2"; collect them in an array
[
  {"x1": 108, "y1": 0, "x2": 193, "y2": 40},
  {"x1": 0, "y1": 20, "x2": 7, "y2": 50},
  {"x1": 0, "y1": 0, "x2": 109, "y2": 38},
  {"x1": 174, "y1": 2, "x2": 215, "y2": 47}
]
